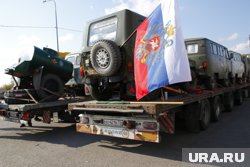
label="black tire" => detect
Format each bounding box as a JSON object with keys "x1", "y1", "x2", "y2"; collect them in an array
[
  {"x1": 224, "y1": 92, "x2": 234, "y2": 112},
  {"x1": 185, "y1": 102, "x2": 201, "y2": 133},
  {"x1": 210, "y1": 96, "x2": 222, "y2": 122},
  {"x1": 185, "y1": 99, "x2": 211, "y2": 133},
  {"x1": 36, "y1": 73, "x2": 64, "y2": 101},
  {"x1": 90, "y1": 40, "x2": 121, "y2": 77},
  {"x1": 199, "y1": 99, "x2": 211, "y2": 130},
  {"x1": 89, "y1": 85, "x2": 111, "y2": 101},
  {"x1": 234, "y1": 89, "x2": 243, "y2": 105}
]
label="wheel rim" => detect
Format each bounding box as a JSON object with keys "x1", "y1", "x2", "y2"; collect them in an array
[{"x1": 96, "y1": 48, "x2": 110, "y2": 69}]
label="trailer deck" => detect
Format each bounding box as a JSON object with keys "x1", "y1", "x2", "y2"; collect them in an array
[{"x1": 70, "y1": 83, "x2": 250, "y2": 143}]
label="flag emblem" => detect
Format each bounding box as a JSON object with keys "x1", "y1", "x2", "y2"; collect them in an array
[{"x1": 134, "y1": 0, "x2": 191, "y2": 100}]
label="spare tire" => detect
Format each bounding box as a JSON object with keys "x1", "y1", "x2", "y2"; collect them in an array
[
  {"x1": 90, "y1": 40, "x2": 121, "y2": 76},
  {"x1": 36, "y1": 73, "x2": 64, "y2": 101}
]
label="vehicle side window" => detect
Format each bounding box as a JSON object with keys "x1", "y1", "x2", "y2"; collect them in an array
[
  {"x1": 212, "y1": 44, "x2": 218, "y2": 55},
  {"x1": 224, "y1": 50, "x2": 229, "y2": 59},
  {"x1": 218, "y1": 47, "x2": 223, "y2": 57},
  {"x1": 210, "y1": 43, "x2": 214, "y2": 54}
]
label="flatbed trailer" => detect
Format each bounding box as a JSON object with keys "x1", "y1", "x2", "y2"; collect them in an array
[
  {"x1": 68, "y1": 83, "x2": 250, "y2": 143},
  {"x1": 0, "y1": 97, "x2": 91, "y2": 126}
]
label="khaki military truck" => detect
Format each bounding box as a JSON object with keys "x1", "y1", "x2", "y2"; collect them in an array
[
  {"x1": 81, "y1": 9, "x2": 145, "y2": 100},
  {"x1": 185, "y1": 38, "x2": 232, "y2": 89},
  {"x1": 241, "y1": 54, "x2": 250, "y2": 82},
  {"x1": 229, "y1": 51, "x2": 245, "y2": 83}
]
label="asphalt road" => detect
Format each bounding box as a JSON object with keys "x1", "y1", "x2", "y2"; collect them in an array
[{"x1": 0, "y1": 99, "x2": 250, "y2": 167}]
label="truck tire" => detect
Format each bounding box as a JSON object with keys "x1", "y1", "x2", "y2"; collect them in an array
[
  {"x1": 224, "y1": 92, "x2": 234, "y2": 112},
  {"x1": 185, "y1": 99, "x2": 211, "y2": 133},
  {"x1": 210, "y1": 96, "x2": 222, "y2": 122},
  {"x1": 199, "y1": 99, "x2": 211, "y2": 130},
  {"x1": 37, "y1": 73, "x2": 64, "y2": 101},
  {"x1": 234, "y1": 89, "x2": 243, "y2": 105},
  {"x1": 89, "y1": 85, "x2": 111, "y2": 101},
  {"x1": 185, "y1": 103, "x2": 201, "y2": 133},
  {"x1": 90, "y1": 40, "x2": 121, "y2": 77}
]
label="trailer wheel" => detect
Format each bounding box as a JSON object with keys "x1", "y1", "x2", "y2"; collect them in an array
[
  {"x1": 185, "y1": 99, "x2": 211, "y2": 133},
  {"x1": 210, "y1": 96, "x2": 222, "y2": 122},
  {"x1": 224, "y1": 92, "x2": 234, "y2": 112},
  {"x1": 234, "y1": 89, "x2": 243, "y2": 105},
  {"x1": 185, "y1": 102, "x2": 201, "y2": 133},
  {"x1": 37, "y1": 73, "x2": 64, "y2": 101},
  {"x1": 89, "y1": 85, "x2": 111, "y2": 101},
  {"x1": 199, "y1": 99, "x2": 211, "y2": 130}
]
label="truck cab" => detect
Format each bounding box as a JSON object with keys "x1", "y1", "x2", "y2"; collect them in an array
[
  {"x1": 65, "y1": 53, "x2": 85, "y2": 96},
  {"x1": 81, "y1": 9, "x2": 145, "y2": 100}
]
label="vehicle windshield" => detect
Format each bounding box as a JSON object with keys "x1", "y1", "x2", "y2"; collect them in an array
[
  {"x1": 88, "y1": 17, "x2": 118, "y2": 46},
  {"x1": 66, "y1": 56, "x2": 76, "y2": 65}
]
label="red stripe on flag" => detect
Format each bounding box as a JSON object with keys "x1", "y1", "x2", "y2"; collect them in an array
[{"x1": 134, "y1": 18, "x2": 149, "y2": 100}]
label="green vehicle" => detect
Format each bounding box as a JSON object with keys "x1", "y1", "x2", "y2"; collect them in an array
[
  {"x1": 81, "y1": 9, "x2": 145, "y2": 100},
  {"x1": 185, "y1": 38, "x2": 232, "y2": 89},
  {"x1": 4, "y1": 46, "x2": 73, "y2": 103}
]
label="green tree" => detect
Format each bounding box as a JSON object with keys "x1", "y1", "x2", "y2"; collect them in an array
[{"x1": 0, "y1": 83, "x2": 14, "y2": 91}]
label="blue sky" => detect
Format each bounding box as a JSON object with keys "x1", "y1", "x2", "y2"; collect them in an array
[{"x1": 0, "y1": 0, "x2": 250, "y2": 86}]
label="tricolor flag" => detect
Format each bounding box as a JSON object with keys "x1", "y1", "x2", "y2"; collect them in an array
[{"x1": 134, "y1": 0, "x2": 191, "y2": 100}]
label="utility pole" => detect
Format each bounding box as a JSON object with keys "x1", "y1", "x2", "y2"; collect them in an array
[{"x1": 43, "y1": 0, "x2": 59, "y2": 52}]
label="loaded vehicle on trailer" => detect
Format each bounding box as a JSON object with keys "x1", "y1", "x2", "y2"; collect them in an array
[
  {"x1": 185, "y1": 38, "x2": 232, "y2": 89},
  {"x1": 65, "y1": 52, "x2": 85, "y2": 96},
  {"x1": 241, "y1": 54, "x2": 250, "y2": 82},
  {"x1": 81, "y1": 9, "x2": 145, "y2": 101},
  {"x1": 68, "y1": 9, "x2": 250, "y2": 143},
  {"x1": 4, "y1": 46, "x2": 73, "y2": 103},
  {"x1": 229, "y1": 51, "x2": 245, "y2": 83},
  {"x1": 1, "y1": 47, "x2": 90, "y2": 126}
]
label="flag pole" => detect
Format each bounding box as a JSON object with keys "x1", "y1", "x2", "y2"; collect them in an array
[{"x1": 120, "y1": 28, "x2": 138, "y2": 48}]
